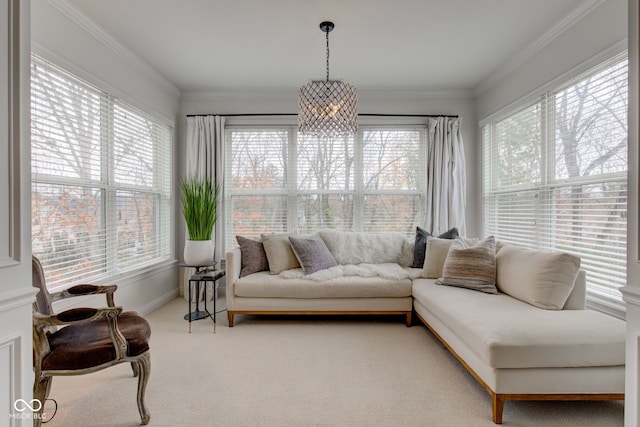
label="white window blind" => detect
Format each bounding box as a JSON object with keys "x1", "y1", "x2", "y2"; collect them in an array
[
  {"x1": 31, "y1": 55, "x2": 172, "y2": 289},
  {"x1": 483, "y1": 53, "x2": 628, "y2": 317},
  {"x1": 225, "y1": 126, "x2": 426, "y2": 250},
  {"x1": 362, "y1": 129, "x2": 424, "y2": 233}
]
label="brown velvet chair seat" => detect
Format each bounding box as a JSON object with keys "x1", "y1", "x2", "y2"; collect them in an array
[{"x1": 43, "y1": 312, "x2": 151, "y2": 371}]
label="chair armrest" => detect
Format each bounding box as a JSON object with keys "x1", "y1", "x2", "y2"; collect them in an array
[
  {"x1": 50, "y1": 284, "x2": 118, "y2": 307},
  {"x1": 34, "y1": 306, "x2": 123, "y2": 327}
]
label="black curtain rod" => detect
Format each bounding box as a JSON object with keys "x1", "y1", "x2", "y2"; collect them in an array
[{"x1": 186, "y1": 113, "x2": 459, "y2": 118}]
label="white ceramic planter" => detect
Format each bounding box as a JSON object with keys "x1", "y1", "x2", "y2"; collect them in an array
[{"x1": 183, "y1": 240, "x2": 213, "y2": 266}]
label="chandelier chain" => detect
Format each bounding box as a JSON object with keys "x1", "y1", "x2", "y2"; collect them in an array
[{"x1": 326, "y1": 30, "x2": 330, "y2": 82}]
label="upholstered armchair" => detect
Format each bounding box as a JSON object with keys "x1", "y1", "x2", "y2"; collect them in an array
[{"x1": 31, "y1": 256, "x2": 152, "y2": 426}]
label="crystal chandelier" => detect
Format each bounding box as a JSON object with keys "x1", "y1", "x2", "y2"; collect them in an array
[{"x1": 298, "y1": 21, "x2": 357, "y2": 137}]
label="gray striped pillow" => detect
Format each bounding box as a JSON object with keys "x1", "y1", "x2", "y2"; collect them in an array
[{"x1": 435, "y1": 236, "x2": 497, "y2": 294}]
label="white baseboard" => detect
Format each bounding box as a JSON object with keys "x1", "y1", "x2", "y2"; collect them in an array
[{"x1": 138, "y1": 288, "x2": 179, "y2": 316}]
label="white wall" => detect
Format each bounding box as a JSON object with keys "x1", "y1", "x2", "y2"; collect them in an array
[
  {"x1": 29, "y1": 0, "x2": 182, "y2": 315},
  {"x1": 177, "y1": 89, "x2": 479, "y2": 248}
]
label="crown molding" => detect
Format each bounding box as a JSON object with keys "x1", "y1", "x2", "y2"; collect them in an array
[
  {"x1": 473, "y1": 0, "x2": 607, "y2": 96},
  {"x1": 358, "y1": 88, "x2": 473, "y2": 100},
  {"x1": 180, "y1": 90, "x2": 298, "y2": 102},
  {"x1": 32, "y1": 42, "x2": 177, "y2": 126},
  {"x1": 46, "y1": 0, "x2": 180, "y2": 98},
  {"x1": 180, "y1": 88, "x2": 473, "y2": 102}
]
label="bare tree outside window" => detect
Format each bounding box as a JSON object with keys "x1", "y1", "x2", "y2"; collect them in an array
[{"x1": 225, "y1": 127, "x2": 426, "y2": 250}]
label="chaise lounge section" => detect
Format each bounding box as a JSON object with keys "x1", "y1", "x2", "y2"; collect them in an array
[{"x1": 413, "y1": 272, "x2": 625, "y2": 423}]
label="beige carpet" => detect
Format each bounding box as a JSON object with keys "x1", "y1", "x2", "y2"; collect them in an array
[{"x1": 44, "y1": 297, "x2": 623, "y2": 426}]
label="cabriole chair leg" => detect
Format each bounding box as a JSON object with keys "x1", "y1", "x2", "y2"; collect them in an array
[
  {"x1": 33, "y1": 375, "x2": 51, "y2": 427},
  {"x1": 136, "y1": 352, "x2": 151, "y2": 425}
]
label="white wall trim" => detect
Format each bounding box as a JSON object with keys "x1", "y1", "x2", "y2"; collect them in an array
[
  {"x1": 358, "y1": 89, "x2": 473, "y2": 100},
  {"x1": 474, "y1": 0, "x2": 608, "y2": 96},
  {"x1": 31, "y1": 42, "x2": 177, "y2": 126},
  {"x1": 50, "y1": 261, "x2": 179, "y2": 313},
  {"x1": 0, "y1": 287, "x2": 36, "y2": 313},
  {"x1": 180, "y1": 88, "x2": 473, "y2": 103},
  {"x1": 478, "y1": 39, "x2": 627, "y2": 125},
  {"x1": 622, "y1": 286, "x2": 640, "y2": 308},
  {"x1": 48, "y1": 258, "x2": 178, "y2": 294},
  {"x1": 180, "y1": 90, "x2": 297, "y2": 102},
  {"x1": 137, "y1": 288, "x2": 179, "y2": 317},
  {"x1": 0, "y1": 333, "x2": 20, "y2": 422},
  {"x1": 45, "y1": 0, "x2": 180, "y2": 99}
]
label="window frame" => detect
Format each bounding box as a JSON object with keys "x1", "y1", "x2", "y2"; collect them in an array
[
  {"x1": 481, "y1": 52, "x2": 628, "y2": 318},
  {"x1": 30, "y1": 54, "x2": 174, "y2": 290},
  {"x1": 224, "y1": 124, "x2": 427, "y2": 251}
]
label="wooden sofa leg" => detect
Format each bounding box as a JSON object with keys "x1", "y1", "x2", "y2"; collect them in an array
[
  {"x1": 405, "y1": 312, "x2": 412, "y2": 327},
  {"x1": 492, "y1": 393, "x2": 504, "y2": 424},
  {"x1": 227, "y1": 312, "x2": 234, "y2": 327}
]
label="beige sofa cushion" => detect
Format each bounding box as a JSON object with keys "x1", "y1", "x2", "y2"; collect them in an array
[
  {"x1": 421, "y1": 237, "x2": 455, "y2": 278},
  {"x1": 235, "y1": 271, "x2": 412, "y2": 298},
  {"x1": 261, "y1": 233, "x2": 300, "y2": 274},
  {"x1": 412, "y1": 278, "x2": 625, "y2": 369},
  {"x1": 496, "y1": 243, "x2": 580, "y2": 310}
]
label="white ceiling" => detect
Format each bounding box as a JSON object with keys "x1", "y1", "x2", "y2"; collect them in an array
[{"x1": 65, "y1": 0, "x2": 593, "y2": 94}]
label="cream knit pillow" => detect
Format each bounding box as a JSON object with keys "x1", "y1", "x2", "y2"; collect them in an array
[
  {"x1": 260, "y1": 233, "x2": 300, "y2": 274},
  {"x1": 421, "y1": 237, "x2": 455, "y2": 279}
]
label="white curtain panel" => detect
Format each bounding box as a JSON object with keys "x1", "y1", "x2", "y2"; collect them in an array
[
  {"x1": 425, "y1": 117, "x2": 466, "y2": 236},
  {"x1": 184, "y1": 115, "x2": 226, "y2": 302}
]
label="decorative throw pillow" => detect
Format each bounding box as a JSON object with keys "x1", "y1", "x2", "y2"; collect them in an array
[
  {"x1": 421, "y1": 237, "x2": 455, "y2": 279},
  {"x1": 496, "y1": 243, "x2": 581, "y2": 309},
  {"x1": 236, "y1": 236, "x2": 269, "y2": 278},
  {"x1": 411, "y1": 226, "x2": 459, "y2": 268},
  {"x1": 289, "y1": 235, "x2": 338, "y2": 275},
  {"x1": 436, "y1": 236, "x2": 497, "y2": 294},
  {"x1": 260, "y1": 233, "x2": 301, "y2": 274}
]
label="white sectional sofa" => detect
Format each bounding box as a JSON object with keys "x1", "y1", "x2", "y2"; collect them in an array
[{"x1": 225, "y1": 230, "x2": 625, "y2": 424}]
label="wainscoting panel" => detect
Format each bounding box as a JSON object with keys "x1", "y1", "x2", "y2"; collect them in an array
[
  {"x1": 0, "y1": 335, "x2": 18, "y2": 426},
  {"x1": 0, "y1": 288, "x2": 36, "y2": 427}
]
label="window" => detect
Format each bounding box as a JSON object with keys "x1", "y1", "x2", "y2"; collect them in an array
[
  {"x1": 482, "y1": 53, "x2": 628, "y2": 316},
  {"x1": 225, "y1": 126, "x2": 426, "y2": 250},
  {"x1": 31, "y1": 55, "x2": 172, "y2": 289}
]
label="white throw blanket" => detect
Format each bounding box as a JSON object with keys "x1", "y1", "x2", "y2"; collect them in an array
[
  {"x1": 279, "y1": 263, "x2": 421, "y2": 282},
  {"x1": 318, "y1": 230, "x2": 414, "y2": 266}
]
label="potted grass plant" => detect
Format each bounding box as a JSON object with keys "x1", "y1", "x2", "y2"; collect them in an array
[{"x1": 181, "y1": 178, "x2": 220, "y2": 266}]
